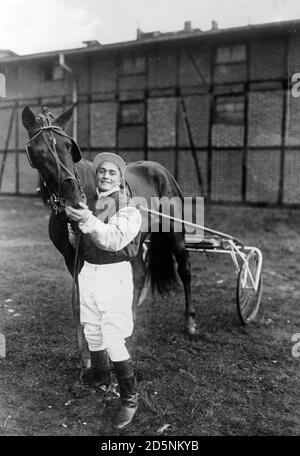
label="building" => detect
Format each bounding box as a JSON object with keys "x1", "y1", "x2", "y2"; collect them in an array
[{"x1": 1, "y1": 19, "x2": 300, "y2": 205}]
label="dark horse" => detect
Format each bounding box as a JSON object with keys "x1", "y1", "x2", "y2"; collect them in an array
[{"x1": 21, "y1": 105, "x2": 197, "y2": 340}]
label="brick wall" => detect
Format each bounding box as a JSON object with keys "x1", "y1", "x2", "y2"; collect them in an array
[
  {"x1": 288, "y1": 34, "x2": 300, "y2": 75},
  {"x1": 283, "y1": 150, "x2": 300, "y2": 204},
  {"x1": 148, "y1": 150, "x2": 175, "y2": 176},
  {"x1": 18, "y1": 107, "x2": 29, "y2": 148},
  {"x1": 211, "y1": 150, "x2": 243, "y2": 202},
  {"x1": 118, "y1": 126, "x2": 145, "y2": 148},
  {"x1": 119, "y1": 75, "x2": 146, "y2": 91},
  {"x1": 250, "y1": 38, "x2": 285, "y2": 80},
  {"x1": 212, "y1": 124, "x2": 244, "y2": 147},
  {"x1": 18, "y1": 153, "x2": 39, "y2": 194},
  {"x1": 178, "y1": 150, "x2": 207, "y2": 197},
  {"x1": 148, "y1": 47, "x2": 177, "y2": 88},
  {"x1": 180, "y1": 46, "x2": 211, "y2": 88},
  {"x1": 285, "y1": 90, "x2": 300, "y2": 146},
  {"x1": 77, "y1": 102, "x2": 89, "y2": 148},
  {"x1": 1, "y1": 64, "x2": 19, "y2": 98},
  {"x1": 90, "y1": 102, "x2": 117, "y2": 148},
  {"x1": 0, "y1": 107, "x2": 16, "y2": 150},
  {"x1": 148, "y1": 98, "x2": 176, "y2": 147},
  {"x1": 214, "y1": 63, "x2": 247, "y2": 84},
  {"x1": 246, "y1": 150, "x2": 281, "y2": 203},
  {"x1": 178, "y1": 96, "x2": 210, "y2": 148},
  {"x1": 70, "y1": 56, "x2": 89, "y2": 94},
  {"x1": 248, "y1": 91, "x2": 283, "y2": 146},
  {"x1": 119, "y1": 150, "x2": 145, "y2": 164},
  {"x1": 0, "y1": 152, "x2": 16, "y2": 192},
  {"x1": 90, "y1": 56, "x2": 117, "y2": 93}
]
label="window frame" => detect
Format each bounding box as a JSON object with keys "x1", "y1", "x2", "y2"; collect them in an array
[
  {"x1": 119, "y1": 55, "x2": 146, "y2": 76},
  {"x1": 214, "y1": 95, "x2": 245, "y2": 126},
  {"x1": 215, "y1": 44, "x2": 247, "y2": 65},
  {"x1": 119, "y1": 101, "x2": 145, "y2": 126}
]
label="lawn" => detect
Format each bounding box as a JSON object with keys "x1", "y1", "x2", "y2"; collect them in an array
[{"x1": 0, "y1": 196, "x2": 299, "y2": 436}]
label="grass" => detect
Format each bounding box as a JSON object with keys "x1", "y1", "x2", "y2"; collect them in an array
[{"x1": 0, "y1": 196, "x2": 299, "y2": 436}]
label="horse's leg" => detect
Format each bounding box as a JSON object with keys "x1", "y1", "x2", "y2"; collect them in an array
[
  {"x1": 130, "y1": 246, "x2": 150, "y2": 322},
  {"x1": 171, "y1": 233, "x2": 197, "y2": 336}
]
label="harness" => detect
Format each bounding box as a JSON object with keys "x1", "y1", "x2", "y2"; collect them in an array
[{"x1": 26, "y1": 112, "x2": 85, "y2": 214}]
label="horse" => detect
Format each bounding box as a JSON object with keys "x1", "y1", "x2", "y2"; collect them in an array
[{"x1": 21, "y1": 105, "x2": 197, "y2": 349}]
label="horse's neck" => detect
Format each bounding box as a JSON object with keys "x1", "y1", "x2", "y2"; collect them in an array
[{"x1": 77, "y1": 159, "x2": 97, "y2": 209}]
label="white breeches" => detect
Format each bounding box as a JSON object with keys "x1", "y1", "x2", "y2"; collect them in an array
[{"x1": 79, "y1": 261, "x2": 134, "y2": 362}]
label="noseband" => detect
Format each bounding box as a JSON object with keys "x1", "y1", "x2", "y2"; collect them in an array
[{"x1": 26, "y1": 119, "x2": 84, "y2": 214}]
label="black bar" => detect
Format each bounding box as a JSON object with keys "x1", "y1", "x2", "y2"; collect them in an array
[
  {"x1": 174, "y1": 45, "x2": 180, "y2": 180},
  {"x1": 180, "y1": 98, "x2": 204, "y2": 194},
  {"x1": 144, "y1": 48, "x2": 149, "y2": 161},
  {"x1": 15, "y1": 101, "x2": 19, "y2": 195},
  {"x1": 115, "y1": 54, "x2": 120, "y2": 156},
  {"x1": 0, "y1": 102, "x2": 16, "y2": 191},
  {"x1": 207, "y1": 47, "x2": 216, "y2": 203},
  {"x1": 278, "y1": 34, "x2": 289, "y2": 205},
  {"x1": 87, "y1": 56, "x2": 92, "y2": 161},
  {"x1": 0, "y1": 76, "x2": 291, "y2": 106},
  {"x1": 5, "y1": 143, "x2": 300, "y2": 154},
  {"x1": 185, "y1": 48, "x2": 210, "y2": 92},
  {"x1": 242, "y1": 42, "x2": 250, "y2": 203}
]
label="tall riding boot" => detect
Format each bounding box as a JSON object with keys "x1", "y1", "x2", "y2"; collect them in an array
[
  {"x1": 112, "y1": 358, "x2": 138, "y2": 430},
  {"x1": 90, "y1": 350, "x2": 111, "y2": 391}
]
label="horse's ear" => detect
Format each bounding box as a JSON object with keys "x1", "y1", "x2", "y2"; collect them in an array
[
  {"x1": 53, "y1": 105, "x2": 74, "y2": 129},
  {"x1": 22, "y1": 107, "x2": 36, "y2": 131},
  {"x1": 70, "y1": 139, "x2": 82, "y2": 163}
]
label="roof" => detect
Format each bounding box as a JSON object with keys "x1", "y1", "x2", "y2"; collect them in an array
[
  {"x1": 1, "y1": 18, "x2": 300, "y2": 64},
  {"x1": 0, "y1": 49, "x2": 19, "y2": 58}
]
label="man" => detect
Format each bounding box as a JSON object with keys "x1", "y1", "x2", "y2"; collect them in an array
[{"x1": 65, "y1": 152, "x2": 141, "y2": 430}]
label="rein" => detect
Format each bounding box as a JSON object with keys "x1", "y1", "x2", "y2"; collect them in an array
[{"x1": 72, "y1": 231, "x2": 86, "y2": 381}]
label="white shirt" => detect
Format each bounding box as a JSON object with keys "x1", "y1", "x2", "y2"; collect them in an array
[{"x1": 74, "y1": 186, "x2": 142, "y2": 252}]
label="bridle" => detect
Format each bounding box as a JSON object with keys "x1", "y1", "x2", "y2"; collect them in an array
[{"x1": 26, "y1": 117, "x2": 85, "y2": 214}]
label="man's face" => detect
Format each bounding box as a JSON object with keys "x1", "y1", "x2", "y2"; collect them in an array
[{"x1": 96, "y1": 161, "x2": 122, "y2": 192}]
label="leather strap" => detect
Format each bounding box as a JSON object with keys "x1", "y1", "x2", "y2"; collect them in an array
[{"x1": 71, "y1": 231, "x2": 85, "y2": 381}]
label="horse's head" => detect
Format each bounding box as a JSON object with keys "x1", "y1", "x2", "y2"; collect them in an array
[{"x1": 22, "y1": 105, "x2": 86, "y2": 212}]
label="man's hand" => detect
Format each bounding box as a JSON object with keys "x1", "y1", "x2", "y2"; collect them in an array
[{"x1": 65, "y1": 202, "x2": 92, "y2": 224}]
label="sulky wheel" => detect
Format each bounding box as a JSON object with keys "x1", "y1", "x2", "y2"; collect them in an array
[{"x1": 236, "y1": 250, "x2": 262, "y2": 325}]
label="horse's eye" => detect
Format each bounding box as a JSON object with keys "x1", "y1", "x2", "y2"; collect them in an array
[{"x1": 26, "y1": 147, "x2": 45, "y2": 168}]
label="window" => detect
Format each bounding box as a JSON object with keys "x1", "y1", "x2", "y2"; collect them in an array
[
  {"x1": 0, "y1": 73, "x2": 5, "y2": 97},
  {"x1": 120, "y1": 102, "x2": 144, "y2": 125},
  {"x1": 119, "y1": 55, "x2": 146, "y2": 75},
  {"x1": 214, "y1": 96, "x2": 245, "y2": 125},
  {"x1": 216, "y1": 45, "x2": 246, "y2": 64},
  {"x1": 43, "y1": 64, "x2": 64, "y2": 81}
]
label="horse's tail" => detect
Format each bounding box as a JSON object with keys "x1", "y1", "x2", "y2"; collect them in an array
[
  {"x1": 143, "y1": 165, "x2": 184, "y2": 295},
  {"x1": 146, "y1": 230, "x2": 177, "y2": 294}
]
